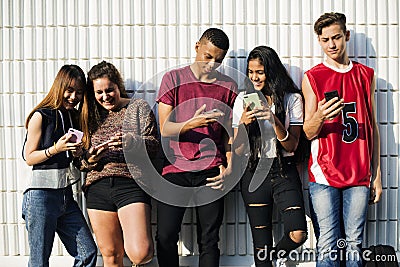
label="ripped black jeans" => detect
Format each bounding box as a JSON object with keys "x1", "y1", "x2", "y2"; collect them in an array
[{"x1": 240, "y1": 157, "x2": 307, "y2": 267}]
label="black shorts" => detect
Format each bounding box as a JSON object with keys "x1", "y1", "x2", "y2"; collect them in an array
[{"x1": 85, "y1": 177, "x2": 151, "y2": 211}]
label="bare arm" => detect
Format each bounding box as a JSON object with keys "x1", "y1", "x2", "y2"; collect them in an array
[
  {"x1": 25, "y1": 112, "x2": 79, "y2": 166},
  {"x1": 369, "y1": 76, "x2": 382, "y2": 204},
  {"x1": 158, "y1": 102, "x2": 222, "y2": 137},
  {"x1": 271, "y1": 113, "x2": 301, "y2": 153},
  {"x1": 25, "y1": 112, "x2": 49, "y2": 166},
  {"x1": 302, "y1": 74, "x2": 344, "y2": 140}
]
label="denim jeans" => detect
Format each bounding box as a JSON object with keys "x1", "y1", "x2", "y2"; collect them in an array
[
  {"x1": 309, "y1": 182, "x2": 369, "y2": 267},
  {"x1": 22, "y1": 186, "x2": 97, "y2": 267}
]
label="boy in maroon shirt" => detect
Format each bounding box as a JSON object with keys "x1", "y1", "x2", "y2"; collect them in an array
[{"x1": 156, "y1": 28, "x2": 238, "y2": 267}]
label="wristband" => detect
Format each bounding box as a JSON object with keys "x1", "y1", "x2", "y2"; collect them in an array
[
  {"x1": 44, "y1": 149, "x2": 50, "y2": 158},
  {"x1": 277, "y1": 130, "x2": 289, "y2": 142}
]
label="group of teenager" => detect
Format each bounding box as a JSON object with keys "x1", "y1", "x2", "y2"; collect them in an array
[{"x1": 22, "y1": 12, "x2": 382, "y2": 267}]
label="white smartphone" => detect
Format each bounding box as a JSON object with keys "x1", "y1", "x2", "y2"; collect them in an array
[
  {"x1": 67, "y1": 128, "x2": 83, "y2": 143},
  {"x1": 243, "y1": 93, "x2": 262, "y2": 110}
]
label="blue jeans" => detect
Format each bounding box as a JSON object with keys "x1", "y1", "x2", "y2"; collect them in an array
[
  {"x1": 22, "y1": 186, "x2": 97, "y2": 267},
  {"x1": 309, "y1": 182, "x2": 369, "y2": 267}
]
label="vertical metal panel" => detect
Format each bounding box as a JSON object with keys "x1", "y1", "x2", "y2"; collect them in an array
[
  {"x1": 246, "y1": 0, "x2": 256, "y2": 25},
  {"x1": 300, "y1": 0, "x2": 312, "y2": 25},
  {"x1": 101, "y1": 26, "x2": 112, "y2": 58},
  {"x1": 167, "y1": 0, "x2": 178, "y2": 25},
  {"x1": 378, "y1": 59, "x2": 389, "y2": 90},
  {"x1": 279, "y1": 0, "x2": 290, "y2": 24},
  {"x1": 290, "y1": 25, "x2": 302, "y2": 57},
  {"x1": 378, "y1": 25, "x2": 389, "y2": 57},
  {"x1": 23, "y1": 0, "x2": 34, "y2": 27},
  {"x1": 144, "y1": 0, "x2": 154, "y2": 25},
  {"x1": 235, "y1": 25, "x2": 246, "y2": 57},
  {"x1": 378, "y1": 189, "x2": 388, "y2": 220},
  {"x1": 167, "y1": 26, "x2": 177, "y2": 58},
  {"x1": 200, "y1": 0, "x2": 212, "y2": 25},
  {"x1": 155, "y1": 0, "x2": 167, "y2": 25},
  {"x1": 367, "y1": 221, "x2": 377, "y2": 246},
  {"x1": 3, "y1": 0, "x2": 12, "y2": 27},
  {"x1": 257, "y1": 0, "x2": 267, "y2": 24},
  {"x1": 0, "y1": 192, "x2": 5, "y2": 224},
  {"x1": 177, "y1": 0, "x2": 189, "y2": 25},
  {"x1": 236, "y1": 0, "x2": 246, "y2": 25},
  {"x1": 268, "y1": 25, "x2": 278, "y2": 52},
  {"x1": 378, "y1": 91, "x2": 388, "y2": 123},
  {"x1": 388, "y1": 91, "x2": 398, "y2": 124},
  {"x1": 381, "y1": 155, "x2": 389, "y2": 189},
  {"x1": 56, "y1": 0, "x2": 66, "y2": 26},
  {"x1": 268, "y1": 0, "x2": 278, "y2": 24},
  {"x1": 354, "y1": 25, "x2": 367, "y2": 58},
  {"x1": 378, "y1": 221, "x2": 388, "y2": 244},
  {"x1": 378, "y1": 0, "x2": 389, "y2": 25},
  {"x1": 223, "y1": 0, "x2": 235, "y2": 24},
  {"x1": 279, "y1": 25, "x2": 290, "y2": 57},
  {"x1": 111, "y1": 0, "x2": 122, "y2": 26},
  {"x1": 388, "y1": 26, "x2": 399, "y2": 57}
]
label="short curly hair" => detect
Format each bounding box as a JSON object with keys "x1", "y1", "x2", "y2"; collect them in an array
[
  {"x1": 199, "y1": 28, "x2": 230, "y2": 51},
  {"x1": 314, "y1": 12, "x2": 347, "y2": 35}
]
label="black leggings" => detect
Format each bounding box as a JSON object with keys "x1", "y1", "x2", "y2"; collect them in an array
[{"x1": 240, "y1": 157, "x2": 307, "y2": 267}]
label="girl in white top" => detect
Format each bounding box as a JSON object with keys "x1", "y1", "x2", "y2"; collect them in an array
[{"x1": 232, "y1": 46, "x2": 307, "y2": 267}]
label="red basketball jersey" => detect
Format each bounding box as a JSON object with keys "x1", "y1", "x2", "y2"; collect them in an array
[{"x1": 306, "y1": 61, "x2": 375, "y2": 188}]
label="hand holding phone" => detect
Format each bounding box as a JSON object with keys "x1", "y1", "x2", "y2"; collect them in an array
[
  {"x1": 243, "y1": 93, "x2": 262, "y2": 110},
  {"x1": 67, "y1": 128, "x2": 83, "y2": 143},
  {"x1": 324, "y1": 90, "x2": 340, "y2": 103}
]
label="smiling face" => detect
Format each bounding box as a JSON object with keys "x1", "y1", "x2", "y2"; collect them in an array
[
  {"x1": 248, "y1": 59, "x2": 266, "y2": 91},
  {"x1": 62, "y1": 79, "x2": 84, "y2": 110},
  {"x1": 193, "y1": 40, "x2": 227, "y2": 77},
  {"x1": 93, "y1": 77, "x2": 122, "y2": 111},
  {"x1": 318, "y1": 23, "x2": 350, "y2": 64}
]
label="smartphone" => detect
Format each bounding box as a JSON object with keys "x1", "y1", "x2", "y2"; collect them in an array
[
  {"x1": 95, "y1": 139, "x2": 113, "y2": 150},
  {"x1": 243, "y1": 92, "x2": 262, "y2": 110},
  {"x1": 324, "y1": 90, "x2": 340, "y2": 102},
  {"x1": 67, "y1": 128, "x2": 83, "y2": 143},
  {"x1": 203, "y1": 108, "x2": 225, "y2": 116}
]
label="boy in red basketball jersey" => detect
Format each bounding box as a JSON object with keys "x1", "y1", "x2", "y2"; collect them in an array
[{"x1": 302, "y1": 12, "x2": 382, "y2": 266}]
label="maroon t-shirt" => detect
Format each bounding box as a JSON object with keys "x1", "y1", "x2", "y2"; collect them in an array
[{"x1": 156, "y1": 65, "x2": 238, "y2": 174}]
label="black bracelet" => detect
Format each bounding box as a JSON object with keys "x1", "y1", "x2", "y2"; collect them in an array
[{"x1": 44, "y1": 148, "x2": 53, "y2": 158}]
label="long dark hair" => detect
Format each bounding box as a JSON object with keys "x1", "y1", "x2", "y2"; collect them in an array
[
  {"x1": 244, "y1": 46, "x2": 300, "y2": 173},
  {"x1": 86, "y1": 61, "x2": 128, "y2": 134}
]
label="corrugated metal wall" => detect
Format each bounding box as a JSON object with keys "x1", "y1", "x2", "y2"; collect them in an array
[{"x1": 0, "y1": 0, "x2": 399, "y2": 266}]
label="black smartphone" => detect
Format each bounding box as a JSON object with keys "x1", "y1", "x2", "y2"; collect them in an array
[{"x1": 324, "y1": 90, "x2": 339, "y2": 102}]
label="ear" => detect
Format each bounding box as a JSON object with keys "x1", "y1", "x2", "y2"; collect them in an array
[
  {"x1": 195, "y1": 41, "x2": 201, "y2": 53},
  {"x1": 345, "y1": 30, "x2": 350, "y2": 41}
]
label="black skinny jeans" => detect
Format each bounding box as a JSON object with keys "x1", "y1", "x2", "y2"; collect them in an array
[
  {"x1": 156, "y1": 167, "x2": 224, "y2": 267},
  {"x1": 240, "y1": 157, "x2": 307, "y2": 267}
]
